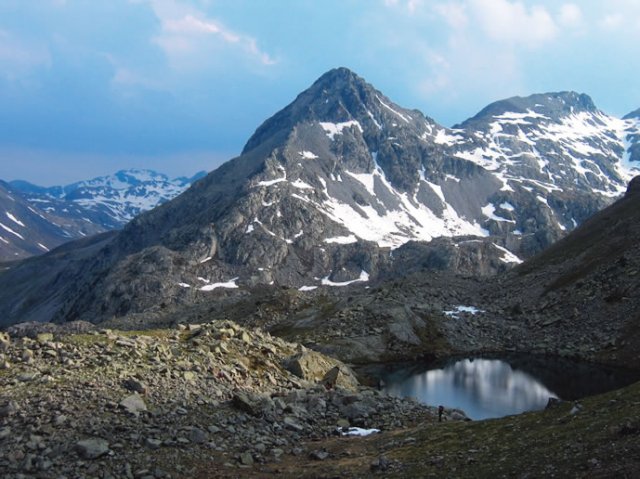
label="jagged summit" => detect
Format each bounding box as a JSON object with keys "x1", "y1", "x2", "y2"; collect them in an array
[{"x1": 242, "y1": 67, "x2": 433, "y2": 156}]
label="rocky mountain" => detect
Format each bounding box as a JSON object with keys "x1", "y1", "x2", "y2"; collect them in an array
[
  {"x1": 10, "y1": 169, "x2": 206, "y2": 231},
  {"x1": 482, "y1": 175, "x2": 640, "y2": 365},
  {"x1": 1, "y1": 67, "x2": 640, "y2": 326},
  {"x1": 0, "y1": 169, "x2": 205, "y2": 261},
  {"x1": 0, "y1": 181, "x2": 103, "y2": 261}
]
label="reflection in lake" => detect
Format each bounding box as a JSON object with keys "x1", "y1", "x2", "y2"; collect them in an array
[{"x1": 383, "y1": 358, "x2": 558, "y2": 420}]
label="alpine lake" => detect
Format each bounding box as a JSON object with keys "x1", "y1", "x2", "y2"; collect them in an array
[{"x1": 360, "y1": 355, "x2": 640, "y2": 420}]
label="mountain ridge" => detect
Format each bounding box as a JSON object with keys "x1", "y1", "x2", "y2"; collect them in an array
[
  {"x1": 1, "y1": 168, "x2": 205, "y2": 260},
  {"x1": 1, "y1": 67, "x2": 640, "y2": 326}
]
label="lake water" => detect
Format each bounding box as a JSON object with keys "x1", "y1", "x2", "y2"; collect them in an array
[{"x1": 370, "y1": 356, "x2": 640, "y2": 420}]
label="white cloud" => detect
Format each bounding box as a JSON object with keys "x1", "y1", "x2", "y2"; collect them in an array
[
  {"x1": 407, "y1": 0, "x2": 425, "y2": 13},
  {"x1": 142, "y1": 1, "x2": 277, "y2": 70},
  {"x1": 558, "y1": 3, "x2": 583, "y2": 29},
  {"x1": 468, "y1": 0, "x2": 558, "y2": 47},
  {"x1": 0, "y1": 30, "x2": 51, "y2": 79},
  {"x1": 601, "y1": 13, "x2": 624, "y2": 30},
  {"x1": 383, "y1": 0, "x2": 425, "y2": 15},
  {"x1": 164, "y1": 14, "x2": 240, "y2": 42},
  {"x1": 434, "y1": 3, "x2": 469, "y2": 29},
  {"x1": 393, "y1": 1, "x2": 560, "y2": 47}
]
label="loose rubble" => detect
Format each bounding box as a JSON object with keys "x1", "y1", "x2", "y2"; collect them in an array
[{"x1": 0, "y1": 320, "x2": 443, "y2": 478}]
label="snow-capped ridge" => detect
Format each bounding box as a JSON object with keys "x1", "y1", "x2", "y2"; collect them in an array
[{"x1": 10, "y1": 169, "x2": 206, "y2": 230}]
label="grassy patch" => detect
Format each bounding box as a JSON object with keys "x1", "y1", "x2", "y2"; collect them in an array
[
  {"x1": 119, "y1": 329, "x2": 174, "y2": 340},
  {"x1": 63, "y1": 333, "x2": 109, "y2": 347},
  {"x1": 391, "y1": 382, "x2": 640, "y2": 478}
]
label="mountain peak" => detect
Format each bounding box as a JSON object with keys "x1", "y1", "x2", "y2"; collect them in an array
[
  {"x1": 311, "y1": 66, "x2": 365, "y2": 90},
  {"x1": 241, "y1": 67, "x2": 397, "y2": 154},
  {"x1": 315, "y1": 66, "x2": 358, "y2": 80},
  {"x1": 457, "y1": 91, "x2": 598, "y2": 128}
]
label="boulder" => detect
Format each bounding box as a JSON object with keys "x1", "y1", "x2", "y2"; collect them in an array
[
  {"x1": 322, "y1": 366, "x2": 360, "y2": 391},
  {"x1": 36, "y1": 333, "x2": 54, "y2": 344},
  {"x1": 119, "y1": 393, "x2": 147, "y2": 416},
  {"x1": 0, "y1": 332, "x2": 9, "y2": 352},
  {"x1": 75, "y1": 438, "x2": 110, "y2": 459},
  {"x1": 284, "y1": 350, "x2": 359, "y2": 391},
  {"x1": 123, "y1": 378, "x2": 148, "y2": 394},
  {"x1": 232, "y1": 391, "x2": 276, "y2": 419}
]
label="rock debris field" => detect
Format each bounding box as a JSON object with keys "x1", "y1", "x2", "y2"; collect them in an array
[{"x1": 0, "y1": 321, "x2": 451, "y2": 478}]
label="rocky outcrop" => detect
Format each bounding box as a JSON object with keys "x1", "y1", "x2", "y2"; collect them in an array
[{"x1": 284, "y1": 350, "x2": 359, "y2": 391}]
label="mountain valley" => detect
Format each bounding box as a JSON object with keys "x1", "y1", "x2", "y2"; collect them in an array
[{"x1": 2, "y1": 68, "x2": 640, "y2": 477}]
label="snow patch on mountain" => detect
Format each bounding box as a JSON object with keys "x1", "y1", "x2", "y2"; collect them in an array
[
  {"x1": 0, "y1": 222, "x2": 24, "y2": 240},
  {"x1": 292, "y1": 157, "x2": 490, "y2": 248},
  {"x1": 321, "y1": 270, "x2": 369, "y2": 287},
  {"x1": 319, "y1": 121, "x2": 363, "y2": 140},
  {"x1": 434, "y1": 129, "x2": 464, "y2": 145},
  {"x1": 199, "y1": 278, "x2": 239, "y2": 291},
  {"x1": 493, "y1": 244, "x2": 523, "y2": 264},
  {"x1": 482, "y1": 204, "x2": 515, "y2": 223},
  {"x1": 324, "y1": 235, "x2": 358, "y2": 244},
  {"x1": 300, "y1": 151, "x2": 319, "y2": 159},
  {"x1": 6, "y1": 212, "x2": 25, "y2": 227}
]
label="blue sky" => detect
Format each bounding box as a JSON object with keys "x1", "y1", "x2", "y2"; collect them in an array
[{"x1": 1, "y1": 0, "x2": 640, "y2": 185}]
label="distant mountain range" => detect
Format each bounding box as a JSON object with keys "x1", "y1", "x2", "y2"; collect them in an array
[
  {"x1": 0, "y1": 169, "x2": 205, "y2": 261},
  {"x1": 1, "y1": 67, "x2": 639, "y2": 326}
]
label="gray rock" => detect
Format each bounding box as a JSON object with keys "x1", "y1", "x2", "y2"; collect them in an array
[
  {"x1": 75, "y1": 438, "x2": 110, "y2": 459},
  {"x1": 285, "y1": 350, "x2": 358, "y2": 391},
  {"x1": 232, "y1": 391, "x2": 275, "y2": 419},
  {"x1": 119, "y1": 393, "x2": 147, "y2": 416},
  {"x1": 21, "y1": 349, "x2": 34, "y2": 364},
  {"x1": 188, "y1": 427, "x2": 207, "y2": 444},
  {"x1": 370, "y1": 455, "x2": 390, "y2": 471},
  {"x1": 321, "y1": 366, "x2": 359, "y2": 391},
  {"x1": 0, "y1": 401, "x2": 18, "y2": 418},
  {"x1": 309, "y1": 450, "x2": 329, "y2": 461},
  {"x1": 0, "y1": 332, "x2": 9, "y2": 351},
  {"x1": 144, "y1": 438, "x2": 162, "y2": 450},
  {"x1": 123, "y1": 378, "x2": 148, "y2": 394},
  {"x1": 17, "y1": 372, "x2": 38, "y2": 382},
  {"x1": 283, "y1": 416, "x2": 304, "y2": 432}
]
